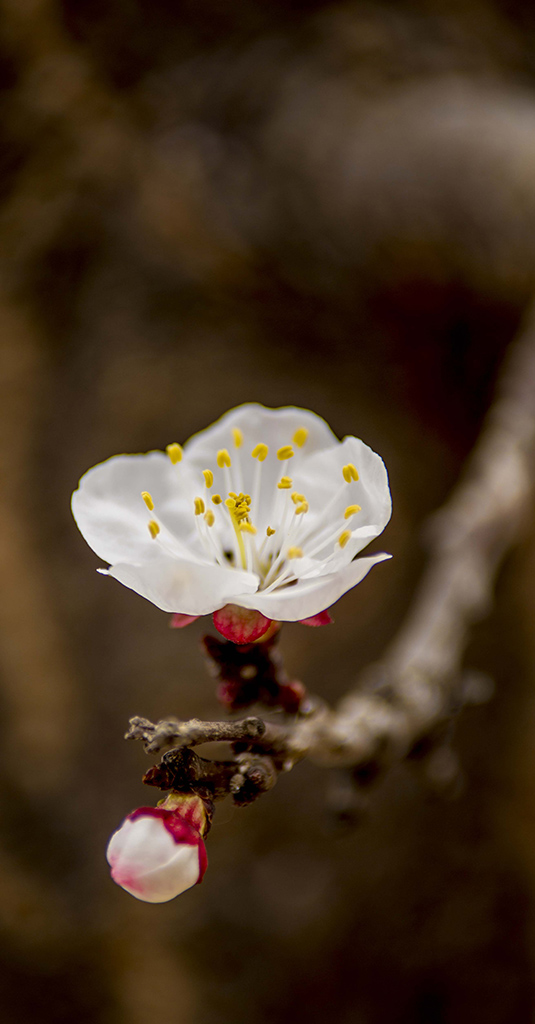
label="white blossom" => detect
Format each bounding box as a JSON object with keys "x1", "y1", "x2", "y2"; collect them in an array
[{"x1": 72, "y1": 404, "x2": 391, "y2": 636}]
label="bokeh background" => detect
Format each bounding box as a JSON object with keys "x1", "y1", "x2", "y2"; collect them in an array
[{"x1": 2, "y1": 0, "x2": 535, "y2": 1020}]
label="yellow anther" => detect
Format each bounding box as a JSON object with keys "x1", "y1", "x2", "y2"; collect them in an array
[
  {"x1": 141, "y1": 491, "x2": 154, "y2": 511},
  {"x1": 240, "y1": 522, "x2": 257, "y2": 535},
  {"x1": 194, "y1": 497, "x2": 205, "y2": 516},
  {"x1": 212, "y1": 494, "x2": 222, "y2": 505},
  {"x1": 295, "y1": 502, "x2": 309, "y2": 515},
  {"x1": 228, "y1": 491, "x2": 239, "y2": 500},
  {"x1": 344, "y1": 504, "x2": 361, "y2": 518},
  {"x1": 266, "y1": 526, "x2": 276, "y2": 536},
  {"x1": 204, "y1": 510, "x2": 215, "y2": 527},
  {"x1": 251, "y1": 443, "x2": 268, "y2": 462},
  {"x1": 277, "y1": 445, "x2": 294, "y2": 461},
  {"x1": 217, "y1": 449, "x2": 232, "y2": 468},
  {"x1": 291, "y1": 492, "x2": 306, "y2": 504},
  {"x1": 287, "y1": 546, "x2": 303, "y2": 559},
  {"x1": 342, "y1": 463, "x2": 359, "y2": 483},
  {"x1": 148, "y1": 520, "x2": 160, "y2": 539},
  {"x1": 338, "y1": 530, "x2": 352, "y2": 548},
  {"x1": 277, "y1": 476, "x2": 293, "y2": 489},
  {"x1": 233, "y1": 497, "x2": 251, "y2": 521},
  {"x1": 232, "y1": 427, "x2": 243, "y2": 449},
  {"x1": 225, "y1": 497, "x2": 236, "y2": 509},
  {"x1": 203, "y1": 469, "x2": 214, "y2": 488},
  {"x1": 166, "y1": 443, "x2": 183, "y2": 465},
  {"x1": 243, "y1": 494, "x2": 251, "y2": 503},
  {"x1": 293, "y1": 427, "x2": 309, "y2": 448}
]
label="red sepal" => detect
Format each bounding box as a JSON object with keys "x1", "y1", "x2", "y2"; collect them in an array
[
  {"x1": 128, "y1": 806, "x2": 197, "y2": 843},
  {"x1": 299, "y1": 610, "x2": 334, "y2": 627},
  {"x1": 170, "y1": 613, "x2": 200, "y2": 629},
  {"x1": 213, "y1": 604, "x2": 272, "y2": 644}
]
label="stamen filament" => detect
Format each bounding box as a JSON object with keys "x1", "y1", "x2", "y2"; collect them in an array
[
  {"x1": 252, "y1": 458, "x2": 263, "y2": 520},
  {"x1": 256, "y1": 526, "x2": 276, "y2": 562},
  {"x1": 262, "y1": 572, "x2": 299, "y2": 594},
  {"x1": 262, "y1": 485, "x2": 294, "y2": 572},
  {"x1": 230, "y1": 514, "x2": 247, "y2": 569},
  {"x1": 298, "y1": 480, "x2": 357, "y2": 548},
  {"x1": 262, "y1": 494, "x2": 306, "y2": 586},
  {"x1": 222, "y1": 464, "x2": 234, "y2": 501},
  {"x1": 233, "y1": 451, "x2": 244, "y2": 494},
  {"x1": 194, "y1": 513, "x2": 227, "y2": 567},
  {"x1": 147, "y1": 510, "x2": 209, "y2": 562},
  {"x1": 305, "y1": 521, "x2": 356, "y2": 560}
]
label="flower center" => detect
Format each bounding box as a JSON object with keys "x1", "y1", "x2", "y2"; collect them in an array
[
  {"x1": 224, "y1": 491, "x2": 255, "y2": 570},
  {"x1": 141, "y1": 426, "x2": 363, "y2": 590}
]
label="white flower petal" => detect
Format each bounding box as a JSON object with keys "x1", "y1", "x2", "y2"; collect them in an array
[
  {"x1": 107, "y1": 556, "x2": 259, "y2": 615},
  {"x1": 131, "y1": 843, "x2": 200, "y2": 903},
  {"x1": 185, "y1": 403, "x2": 337, "y2": 465},
  {"x1": 72, "y1": 452, "x2": 201, "y2": 565},
  {"x1": 237, "y1": 552, "x2": 391, "y2": 621},
  {"x1": 107, "y1": 815, "x2": 175, "y2": 873},
  {"x1": 297, "y1": 436, "x2": 391, "y2": 537}
]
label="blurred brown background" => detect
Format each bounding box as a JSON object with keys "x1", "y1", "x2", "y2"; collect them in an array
[{"x1": 2, "y1": 0, "x2": 535, "y2": 1021}]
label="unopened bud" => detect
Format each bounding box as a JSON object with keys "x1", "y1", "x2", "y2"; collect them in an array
[{"x1": 106, "y1": 793, "x2": 208, "y2": 903}]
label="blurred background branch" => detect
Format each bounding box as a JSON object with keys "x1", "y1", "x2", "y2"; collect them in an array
[{"x1": 321, "y1": 296, "x2": 535, "y2": 768}]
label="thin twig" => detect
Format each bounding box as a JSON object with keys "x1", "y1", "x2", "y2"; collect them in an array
[{"x1": 126, "y1": 715, "x2": 267, "y2": 753}]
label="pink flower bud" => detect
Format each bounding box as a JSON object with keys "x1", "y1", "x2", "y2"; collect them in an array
[{"x1": 106, "y1": 794, "x2": 208, "y2": 903}]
